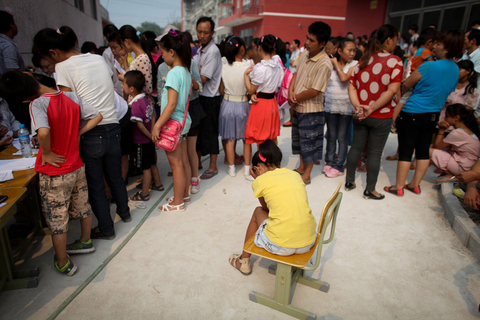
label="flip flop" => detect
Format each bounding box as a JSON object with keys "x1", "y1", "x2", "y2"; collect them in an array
[
  {"x1": 200, "y1": 170, "x2": 218, "y2": 180},
  {"x1": 437, "y1": 177, "x2": 457, "y2": 184}
]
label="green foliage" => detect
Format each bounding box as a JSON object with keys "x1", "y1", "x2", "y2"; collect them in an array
[{"x1": 136, "y1": 21, "x2": 163, "y2": 35}]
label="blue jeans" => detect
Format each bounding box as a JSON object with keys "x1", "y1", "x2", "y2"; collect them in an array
[
  {"x1": 325, "y1": 113, "x2": 352, "y2": 172},
  {"x1": 80, "y1": 123, "x2": 129, "y2": 236}
]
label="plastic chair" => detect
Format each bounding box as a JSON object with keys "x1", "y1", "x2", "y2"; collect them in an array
[{"x1": 243, "y1": 183, "x2": 343, "y2": 319}]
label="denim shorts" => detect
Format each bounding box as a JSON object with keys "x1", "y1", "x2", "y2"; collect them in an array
[{"x1": 254, "y1": 219, "x2": 315, "y2": 256}]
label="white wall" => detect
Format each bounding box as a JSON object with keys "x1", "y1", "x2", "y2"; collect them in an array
[{"x1": 2, "y1": 0, "x2": 104, "y2": 65}]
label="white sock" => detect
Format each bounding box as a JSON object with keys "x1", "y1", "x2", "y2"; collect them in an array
[
  {"x1": 192, "y1": 177, "x2": 198, "y2": 182},
  {"x1": 244, "y1": 165, "x2": 250, "y2": 175},
  {"x1": 229, "y1": 165, "x2": 235, "y2": 172}
]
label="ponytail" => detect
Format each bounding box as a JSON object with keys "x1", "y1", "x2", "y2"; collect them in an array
[
  {"x1": 119, "y1": 25, "x2": 157, "y2": 88},
  {"x1": 359, "y1": 24, "x2": 397, "y2": 69},
  {"x1": 457, "y1": 60, "x2": 478, "y2": 96},
  {"x1": 159, "y1": 29, "x2": 192, "y2": 71},
  {"x1": 32, "y1": 26, "x2": 78, "y2": 57},
  {"x1": 259, "y1": 34, "x2": 276, "y2": 55},
  {"x1": 446, "y1": 103, "x2": 480, "y2": 139},
  {"x1": 275, "y1": 37, "x2": 287, "y2": 66}
]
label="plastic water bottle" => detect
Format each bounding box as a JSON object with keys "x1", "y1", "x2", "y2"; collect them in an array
[{"x1": 18, "y1": 124, "x2": 33, "y2": 158}]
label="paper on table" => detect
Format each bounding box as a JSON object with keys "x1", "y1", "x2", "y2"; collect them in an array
[
  {"x1": 12, "y1": 138, "x2": 21, "y2": 150},
  {"x1": 0, "y1": 158, "x2": 36, "y2": 171},
  {"x1": 0, "y1": 170, "x2": 14, "y2": 182}
]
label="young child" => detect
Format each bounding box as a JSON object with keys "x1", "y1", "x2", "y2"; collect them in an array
[
  {"x1": 0, "y1": 71, "x2": 103, "y2": 276},
  {"x1": 431, "y1": 103, "x2": 480, "y2": 183},
  {"x1": 229, "y1": 140, "x2": 316, "y2": 275},
  {"x1": 124, "y1": 70, "x2": 163, "y2": 201},
  {"x1": 152, "y1": 29, "x2": 192, "y2": 212},
  {"x1": 219, "y1": 36, "x2": 251, "y2": 177},
  {"x1": 324, "y1": 38, "x2": 358, "y2": 178},
  {"x1": 243, "y1": 34, "x2": 284, "y2": 181}
]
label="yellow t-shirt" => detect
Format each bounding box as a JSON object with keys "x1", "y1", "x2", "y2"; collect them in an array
[{"x1": 252, "y1": 168, "x2": 316, "y2": 248}]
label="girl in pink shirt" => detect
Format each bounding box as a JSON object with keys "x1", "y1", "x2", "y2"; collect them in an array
[{"x1": 431, "y1": 103, "x2": 480, "y2": 183}]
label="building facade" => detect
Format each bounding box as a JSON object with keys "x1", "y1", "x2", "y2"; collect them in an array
[
  {"x1": 2, "y1": 0, "x2": 108, "y2": 66},
  {"x1": 183, "y1": 0, "x2": 480, "y2": 45}
]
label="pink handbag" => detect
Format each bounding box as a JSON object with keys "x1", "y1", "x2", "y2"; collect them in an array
[{"x1": 155, "y1": 85, "x2": 192, "y2": 152}]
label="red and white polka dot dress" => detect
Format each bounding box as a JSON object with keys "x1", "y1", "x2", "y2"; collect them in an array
[{"x1": 350, "y1": 53, "x2": 403, "y2": 119}]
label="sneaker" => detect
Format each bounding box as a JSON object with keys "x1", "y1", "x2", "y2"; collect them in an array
[
  {"x1": 453, "y1": 188, "x2": 465, "y2": 199},
  {"x1": 54, "y1": 255, "x2": 77, "y2": 276},
  {"x1": 66, "y1": 239, "x2": 95, "y2": 254},
  {"x1": 227, "y1": 168, "x2": 236, "y2": 177},
  {"x1": 191, "y1": 177, "x2": 200, "y2": 194},
  {"x1": 325, "y1": 168, "x2": 345, "y2": 178},
  {"x1": 322, "y1": 165, "x2": 333, "y2": 174},
  {"x1": 245, "y1": 173, "x2": 255, "y2": 181}
]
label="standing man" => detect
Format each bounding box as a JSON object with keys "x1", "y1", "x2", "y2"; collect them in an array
[
  {"x1": 196, "y1": 16, "x2": 223, "y2": 179},
  {"x1": 289, "y1": 39, "x2": 301, "y2": 73},
  {"x1": 288, "y1": 21, "x2": 333, "y2": 185},
  {"x1": 0, "y1": 10, "x2": 24, "y2": 73}
]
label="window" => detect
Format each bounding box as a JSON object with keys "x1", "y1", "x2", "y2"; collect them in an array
[
  {"x1": 90, "y1": 0, "x2": 97, "y2": 20},
  {"x1": 240, "y1": 28, "x2": 253, "y2": 46},
  {"x1": 74, "y1": 0, "x2": 84, "y2": 12},
  {"x1": 421, "y1": 11, "x2": 441, "y2": 30},
  {"x1": 243, "y1": 0, "x2": 250, "y2": 9},
  {"x1": 390, "y1": 0, "x2": 420, "y2": 13},
  {"x1": 441, "y1": 7, "x2": 466, "y2": 31}
]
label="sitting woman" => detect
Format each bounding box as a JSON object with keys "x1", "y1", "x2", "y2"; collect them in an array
[
  {"x1": 431, "y1": 103, "x2": 480, "y2": 183},
  {"x1": 229, "y1": 140, "x2": 317, "y2": 275}
]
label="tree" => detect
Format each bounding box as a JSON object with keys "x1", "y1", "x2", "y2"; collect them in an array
[{"x1": 136, "y1": 21, "x2": 162, "y2": 35}]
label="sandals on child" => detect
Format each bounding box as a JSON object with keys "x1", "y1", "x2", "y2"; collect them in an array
[
  {"x1": 228, "y1": 253, "x2": 252, "y2": 275},
  {"x1": 166, "y1": 196, "x2": 191, "y2": 204},
  {"x1": 151, "y1": 184, "x2": 164, "y2": 191},
  {"x1": 130, "y1": 191, "x2": 150, "y2": 201},
  {"x1": 159, "y1": 203, "x2": 185, "y2": 212}
]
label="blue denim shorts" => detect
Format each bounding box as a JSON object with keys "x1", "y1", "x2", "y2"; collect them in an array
[{"x1": 254, "y1": 219, "x2": 315, "y2": 256}]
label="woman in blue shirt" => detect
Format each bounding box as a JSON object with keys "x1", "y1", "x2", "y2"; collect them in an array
[{"x1": 385, "y1": 30, "x2": 465, "y2": 196}]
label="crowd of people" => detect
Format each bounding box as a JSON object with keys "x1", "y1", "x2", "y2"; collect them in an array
[{"x1": 1, "y1": 8, "x2": 480, "y2": 276}]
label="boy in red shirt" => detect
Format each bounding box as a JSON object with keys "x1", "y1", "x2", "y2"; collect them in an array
[{"x1": 0, "y1": 71, "x2": 103, "y2": 276}]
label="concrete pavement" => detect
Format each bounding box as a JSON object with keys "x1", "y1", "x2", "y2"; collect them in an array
[{"x1": 1, "y1": 127, "x2": 480, "y2": 319}]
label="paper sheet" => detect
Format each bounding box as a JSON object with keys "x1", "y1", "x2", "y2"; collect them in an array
[
  {"x1": 0, "y1": 170, "x2": 14, "y2": 182},
  {"x1": 0, "y1": 158, "x2": 36, "y2": 171}
]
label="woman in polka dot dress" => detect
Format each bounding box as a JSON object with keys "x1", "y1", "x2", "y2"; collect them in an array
[
  {"x1": 119, "y1": 25, "x2": 157, "y2": 107},
  {"x1": 345, "y1": 24, "x2": 403, "y2": 200}
]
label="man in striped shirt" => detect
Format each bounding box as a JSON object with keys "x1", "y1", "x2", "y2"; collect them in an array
[{"x1": 288, "y1": 21, "x2": 333, "y2": 184}]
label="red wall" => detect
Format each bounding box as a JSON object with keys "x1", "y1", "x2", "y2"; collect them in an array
[
  {"x1": 231, "y1": 0, "x2": 348, "y2": 43},
  {"x1": 344, "y1": 0, "x2": 388, "y2": 38}
]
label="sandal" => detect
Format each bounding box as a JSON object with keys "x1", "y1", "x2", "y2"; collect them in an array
[
  {"x1": 384, "y1": 186, "x2": 403, "y2": 197},
  {"x1": 151, "y1": 184, "x2": 164, "y2": 191},
  {"x1": 404, "y1": 184, "x2": 421, "y2": 195},
  {"x1": 130, "y1": 191, "x2": 150, "y2": 201},
  {"x1": 166, "y1": 196, "x2": 191, "y2": 203},
  {"x1": 229, "y1": 253, "x2": 252, "y2": 275},
  {"x1": 159, "y1": 202, "x2": 185, "y2": 212}
]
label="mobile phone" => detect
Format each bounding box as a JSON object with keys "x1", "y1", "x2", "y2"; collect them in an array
[
  {"x1": 0, "y1": 195, "x2": 8, "y2": 203},
  {"x1": 329, "y1": 54, "x2": 334, "y2": 58}
]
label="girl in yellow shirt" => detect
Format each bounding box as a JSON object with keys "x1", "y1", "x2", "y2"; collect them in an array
[{"x1": 229, "y1": 140, "x2": 317, "y2": 275}]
